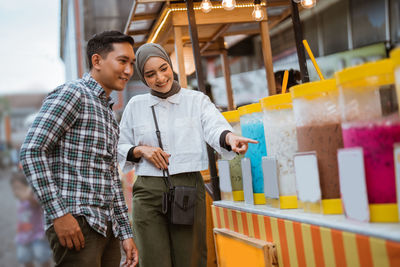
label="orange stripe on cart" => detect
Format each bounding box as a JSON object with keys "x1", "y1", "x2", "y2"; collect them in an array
[
  {"x1": 252, "y1": 213, "x2": 261, "y2": 239},
  {"x1": 310, "y1": 225, "x2": 325, "y2": 267},
  {"x1": 215, "y1": 206, "x2": 222, "y2": 228},
  {"x1": 386, "y1": 240, "x2": 400, "y2": 267},
  {"x1": 222, "y1": 208, "x2": 230, "y2": 230},
  {"x1": 277, "y1": 218, "x2": 291, "y2": 267},
  {"x1": 264, "y1": 216, "x2": 273, "y2": 242},
  {"x1": 231, "y1": 209, "x2": 239, "y2": 233},
  {"x1": 331, "y1": 229, "x2": 347, "y2": 267},
  {"x1": 356, "y1": 235, "x2": 373, "y2": 267},
  {"x1": 293, "y1": 221, "x2": 307, "y2": 267},
  {"x1": 241, "y1": 211, "x2": 249, "y2": 236}
]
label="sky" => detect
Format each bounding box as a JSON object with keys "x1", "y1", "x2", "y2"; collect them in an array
[{"x1": 0, "y1": 0, "x2": 65, "y2": 95}]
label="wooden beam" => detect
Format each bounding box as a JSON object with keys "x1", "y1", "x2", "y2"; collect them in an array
[
  {"x1": 200, "y1": 24, "x2": 230, "y2": 53},
  {"x1": 268, "y1": 7, "x2": 292, "y2": 30},
  {"x1": 128, "y1": 29, "x2": 149, "y2": 35},
  {"x1": 172, "y1": 6, "x2": 267, "y2": 26},
  {"x1": 124, "y1": 0, "x2": 138, "y2": 34},
  {"x1": 267, "y1": 0, "x2": 291, "y2": 7},
  {"x1": 132, "y1": 14, "x2": 157, "y2": 21},
  {"x1": 147, "y1": 5, "x2": 172, "y2": 43},
  {"x1": 159, "y1": 26, "x2": 174, "y2": 46},
  {"x1": 221, "y1": 47, "x2": 235, "y2": 110},
  {"x1": 166, "y1": 37, "x2": 212, "y2": 44},
  {"x1": 260, "y1": 21, "x2": 276, "y2": 95},
  {"x1": 173, "y1": 26, "x2": 188, "y2": 88}
]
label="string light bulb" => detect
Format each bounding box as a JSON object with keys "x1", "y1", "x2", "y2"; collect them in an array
[
  {"x1": 301, "y1": 0, "x2": 316, "y2": 8},
  {"x1": 252, "y1": 0, "x2": 264, "y2": 21},
  {"x1": 200, "y1": 0, "x2": 213, "y2": 13},
  {"x1": 222, "y1": 0, "x2": 236, "y2": 11}
]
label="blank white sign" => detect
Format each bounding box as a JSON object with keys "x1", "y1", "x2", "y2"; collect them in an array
[
  {"x1": 338, "y1": 147, "x2": 369, "y2": 222},
  {"x1": 262, "y1": 156, "x2": 279, "y2": 199},
  {"x1": 241, "y1": 158, "x2": 254, "y2": 205},
  {"x1": 218, "y1": 160, "x2": 232, "y2": 193},
  {"x1": 294, "y1": 152, "x2": 321, "y2": 203}
]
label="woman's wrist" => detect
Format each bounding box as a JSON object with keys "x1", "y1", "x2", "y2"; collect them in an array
[
  {"x1": 225, "y1": 132, "x2": 233, "y2": 145},
  {"x1": 133, "y1": 146, "x2": 143, "y2": 158}
]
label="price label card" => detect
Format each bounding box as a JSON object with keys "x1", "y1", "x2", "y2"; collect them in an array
[
  {"x1": 262, "y1": 156, "x2": 279, "y2": 199},
  {"x1": 294, "y1": 152, "x2": 321, "y2": 203},
  {"x1": 394, "y1": 143, "x2": 400, "y2": 221},
  {"x1": 338, "y1": 147, "x2": 369, "y2": 222},
  {"x1": 218, "y1": 160, "x2": 232, "y2": 193},
  {"x1": 241, "y1": 158, "x2": 254, "y2": 205}
]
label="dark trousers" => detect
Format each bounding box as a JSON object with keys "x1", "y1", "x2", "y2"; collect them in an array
[
  {"x1": 132, "y1": 172, "x2": 207, "y2": 267},
  {"x1": 46, "y1": 216, "x2": 121, "y2": 267}
]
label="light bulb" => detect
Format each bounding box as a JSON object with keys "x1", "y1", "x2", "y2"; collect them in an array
[
  {"x1": 252, "y1": 4, "x2": 264, "y2": 21},
  {"x1": 293, "y1": 0, "x2": 301, "y2": 3},
  {"x1": 200, "y1": 0, "x2": 213, "y2": 13},
  {"x1": 301, "y1": 0, "x2": 316, "y2": 8},
  {"x1": 222, "y1": 0, "x2": 236, "y2": 11}
]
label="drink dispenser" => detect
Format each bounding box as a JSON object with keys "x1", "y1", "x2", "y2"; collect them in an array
[
  {"x1": 260, "y1": 93, "x2": 298, "y2": 209},
  {"x1": 291, "y1": 79, "x2": 343, "y2": 214},
  {"x1": 336, "y1": 59, "x2": 400, "y2": 222},
  {"x1": 222, "y1": 110, "x2": 244, "y2": 201},
  {"x1": 238, "y1": 103, "x2": 267, "y2": 204}
]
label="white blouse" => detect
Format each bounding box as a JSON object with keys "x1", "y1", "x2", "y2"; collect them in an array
[{"x1": 118, "y1": 88, "x2": 235, "y2": 176}]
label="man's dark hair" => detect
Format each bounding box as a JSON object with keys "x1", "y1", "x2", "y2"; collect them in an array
[{"x1": 86, "y1": 30, "x2": 135, "y2": 69}]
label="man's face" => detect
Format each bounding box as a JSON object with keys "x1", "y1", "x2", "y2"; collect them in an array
[{"x1": 95, "y1": 42, "x2": 136, "y2": 94}]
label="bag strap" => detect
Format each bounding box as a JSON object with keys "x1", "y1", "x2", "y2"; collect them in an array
[
  {"x1": 151, "y1": 105, "x2": 177, "y2": 266},
  {"x1": 151, "y1": 106, "x2": 174, "y2": 190}
]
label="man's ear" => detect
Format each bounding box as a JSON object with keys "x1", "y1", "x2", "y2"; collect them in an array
[{"x1": 91, "y1": 54, "x2": 102, "y2": 70}]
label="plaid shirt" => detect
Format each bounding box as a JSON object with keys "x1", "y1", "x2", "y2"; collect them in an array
[{"x1": 20, "y1": 73, "x2": 133, "y2": 241}]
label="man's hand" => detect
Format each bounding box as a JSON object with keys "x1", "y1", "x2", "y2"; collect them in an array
[
  {"x1": 134, "y1": 146, "x2": 170, "y2": 170},
  {"x1": 226, "y1": 132, "x2": 258, "y2": 154},
  {"x1": 122, "y1": 238, "x2": 139, "y2": 267},
  {"x1": 53, "y1": 214, "x2": 85, "y2": 251}
]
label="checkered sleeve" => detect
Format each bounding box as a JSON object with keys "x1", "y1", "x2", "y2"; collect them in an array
[
  {"x1": 112, "y1": 168, "x2": 134, "y2": 240},
  {"x1": 20, "y1": 85, "x2": 82, "y2": 220}
]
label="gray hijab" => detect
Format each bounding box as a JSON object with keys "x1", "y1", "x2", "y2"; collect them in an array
[{"x1": 135, "y1": 43, "x2": 181, "y2": 99}]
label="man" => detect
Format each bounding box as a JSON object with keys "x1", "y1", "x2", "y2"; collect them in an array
[{"x1": 20, "y1": 31, "x2": 138, "y2": 267}]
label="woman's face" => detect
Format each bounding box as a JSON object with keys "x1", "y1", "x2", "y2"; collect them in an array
[{"x1": 143, "y1": 57, "x2": 174, "y2": 93}]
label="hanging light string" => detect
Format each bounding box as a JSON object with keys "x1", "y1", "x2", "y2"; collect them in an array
[{"x1": 149, "y1": 1, "x2": 268, "y2": 43}]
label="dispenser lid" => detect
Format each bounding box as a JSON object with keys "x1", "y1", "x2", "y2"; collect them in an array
[
  {"x1": 238, "y1": 103, "x2": 262, "y2": 116},
  {"x1": 335, "y1": 59, "x2": 394, "y2": 87},
  {"x1": 260, "y1": 93, "x2": 292, "y2": 110},
  {"x1": 291, "y1": 79, "x2": 337, "y2": 99},
  {"x1": 222, "y1": 110, "x2": 240, "y2": 123}
]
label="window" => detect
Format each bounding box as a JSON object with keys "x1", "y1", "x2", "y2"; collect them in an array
[
  {"x1": 350, "y1": 0, "x2": 386, "y2": 48},
  {"x1": 321, "y1": 0, "x2": 349, "y2": 54}
]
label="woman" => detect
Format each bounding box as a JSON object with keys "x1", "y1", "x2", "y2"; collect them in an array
[{"x1": 118, "y1": 43, "x2": 256, "y2": 267}]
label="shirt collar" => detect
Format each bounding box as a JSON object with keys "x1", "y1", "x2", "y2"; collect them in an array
[
  {"x1": 148, "y1": 89, "x2": 181, "y2": 106},
  {"x1": 82, "y1": 73, "x2": 114, "y2": 108}
]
